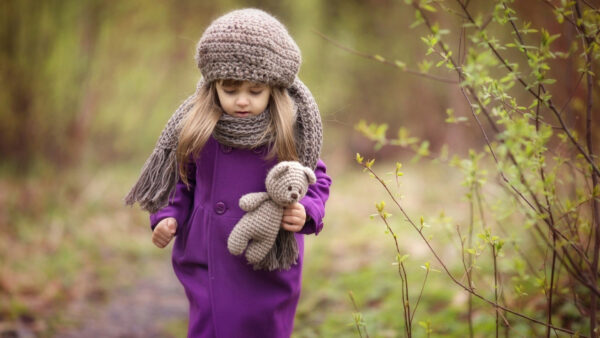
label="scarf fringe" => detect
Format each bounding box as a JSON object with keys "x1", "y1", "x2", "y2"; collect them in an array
[
  {"x1": 252, "y1": 230, "x2": 298, "y2": 271},
  {"x1": 125, "y1": 148, "x2": 178, "y2": 213}
]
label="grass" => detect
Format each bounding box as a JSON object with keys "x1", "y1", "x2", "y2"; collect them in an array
[{"x1": 0, "y1": 160, "x2": 163, "y2": 336}]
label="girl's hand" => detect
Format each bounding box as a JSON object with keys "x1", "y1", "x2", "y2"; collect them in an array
[
  {"x1": 152, "y1": 217, "x2": 177, "y2": 248},
  {"x1": 281, "y1": 202, "x2": 306, "y2": 232}
]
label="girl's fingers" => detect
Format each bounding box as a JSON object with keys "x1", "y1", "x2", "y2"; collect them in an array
[
  {"x1": 152, "y1": 233, "x2": 164, "y2": 245},
  {"x1": 157, "y1": 227, "x2": 174, "y2": 240},
  {"x1": 153, "y1": 237, "x2": 164, "y2": 248},
  {"x1": 152, "y1": 229, "x2": 173, "y2": 248},
  {"x1": 161, "y1": 230, "x2": 174, "y2": 241},
  {"x1": 281, "y1": 215, "x2": 304, "y2": 232},
  {"x1": 154, "y1": 231, "x2": 168, "y2": 243},
  {"x1": 282, "y1": 210, "x2": 298, "y2": 218},
  {"x1": 283, "y1": 206, "x2": 302, "y2": 216},
  {"x1": 281, "y1": 222, "x2": 302, "y2": 232},
  {"x1": 156, "y1": 236, "x2": 170, "y2": 248},
  {"x1": 282, "y1": 215, "x2": 304, "y2": 225}
]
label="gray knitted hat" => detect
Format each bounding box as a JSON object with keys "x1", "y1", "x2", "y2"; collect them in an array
[{"x1": 196, "y1": 8, "x2": 301, "y2": 88}]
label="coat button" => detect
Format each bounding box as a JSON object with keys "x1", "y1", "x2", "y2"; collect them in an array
[
  {"x1": 215, "y1": 201, "x2": 227, "y2": 215},
  {"x1": 220, "y1": 144, "x2": 233, "y2": 154},
  {"x1": 252, "y1": 147, "x2": 263, "y2": 155}
]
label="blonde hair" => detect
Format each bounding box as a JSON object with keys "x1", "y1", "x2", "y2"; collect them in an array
[{"x1": 176, "y1": 80, "x2": 298, "y2": 186}]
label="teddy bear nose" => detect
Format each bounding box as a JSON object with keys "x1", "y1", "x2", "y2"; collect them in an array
[{"x1": 291, "y1": 192, "x2": 298, "y2": 200}]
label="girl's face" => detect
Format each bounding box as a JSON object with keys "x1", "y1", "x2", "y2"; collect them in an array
[{"x1": 215, "y1": 80, "x2": 271, "y2": 118}]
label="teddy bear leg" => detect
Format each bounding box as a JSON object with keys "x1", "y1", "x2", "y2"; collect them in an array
[{"x1": 245, "y1": 238, "x2": 277, "y2": 265}]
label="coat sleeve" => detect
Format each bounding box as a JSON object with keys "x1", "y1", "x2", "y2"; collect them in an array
[
  {"x1": 149, "y1": 159, "x2": 196, "y2": 235},
  {"x1": 299, "y1": 159, "x2": 332, "y2": 236}
]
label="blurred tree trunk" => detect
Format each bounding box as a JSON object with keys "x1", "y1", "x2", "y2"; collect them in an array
[
  {"x1": 1, "y1": 1, "x2": 37, "y2": 171},
  {"x1": 0, "y1": 0, "x2": 104, "y2": 172},
  {"x1": 67, "y1": 1, "x2": 103, "y2": 165}
]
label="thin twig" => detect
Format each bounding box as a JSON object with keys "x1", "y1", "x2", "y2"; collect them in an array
[
  {"x1": 377, "y1": 211, "x2": 413, "y2": 336},
  {"x1": 312, "y1": 29, "x2": 458, "y2": 84},
  {"x1": 349, "y1": 291, "x2": 368, "y2": 338},
  {"x1": 581, "y1": 0, "x2": 599, "y2": 11},
  {"x1": 411, "y1": 260, "x2": 430, "y2": 323},
  {"x1": 492, "y1": 243, "x2": 499, "y2": 338}
]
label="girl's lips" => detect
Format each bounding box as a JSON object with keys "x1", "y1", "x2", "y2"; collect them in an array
[{"x1": 236, "y1": 111, "x2": 250, "y2": 116}]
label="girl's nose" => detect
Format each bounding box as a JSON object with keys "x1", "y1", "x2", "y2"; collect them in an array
[{"x1": 236, "y1": 95, "x2": 249, "y2": 107}]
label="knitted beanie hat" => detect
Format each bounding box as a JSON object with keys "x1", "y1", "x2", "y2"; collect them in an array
[{"x1": 195, "y1": 8, "x2": 301, "y2": 88}]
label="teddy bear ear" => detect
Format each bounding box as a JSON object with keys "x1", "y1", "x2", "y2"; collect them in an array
[
  {"x1": 271, "y1": 163, "x2": 290, "y2": 180},
  {"x1": 303, "y1": 167, "x2": 316, "y2": 184}
]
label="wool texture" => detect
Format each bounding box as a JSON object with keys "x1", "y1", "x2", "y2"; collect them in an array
[
  {"x1": 227, "y1": 161, "x2": 316, "y2": 270},
  {"x1": 212, "y1": 108, "x2": 273, "y2": 148},
  {"x1": 196, "y1": 8, "x2": 301, "y2": 88}
]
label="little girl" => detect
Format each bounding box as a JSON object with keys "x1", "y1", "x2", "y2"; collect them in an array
[{"x1": 125, "y1": 8, "x2": 331, "y2": 338}]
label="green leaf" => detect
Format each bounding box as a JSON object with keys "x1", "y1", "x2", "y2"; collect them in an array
[
  {"x1": 356, "y1": 153, "x2": 364, "y2": 164},
  {"x1": 397, "y1": 254, "x2": 409, "y2": 263},
  {"x1": 417, "y1": 141, "x2": 431, "y2": 156},
  {"x1": 422, "y1": 4, "x2": 436, "y2": 12},
  {"x1": 418, "y1": 60, "x2": 433, "y2": 73},
  {"x1": 394, "y1": 60, "x2": 407, "y2": 70},
  {"x1": 541, "y1": 78, "x2": 556, "y2": 84},
  {"x1": 366, "y1": 159, "x2": 375, "y2": 169},
  {"x1": 396, "y1": 127, "x2": 419, "y2": 147}
]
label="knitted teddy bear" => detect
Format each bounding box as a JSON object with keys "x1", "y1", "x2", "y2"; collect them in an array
[{"x1": 227, "y1": 161, "x2": 316, "y2": 269}]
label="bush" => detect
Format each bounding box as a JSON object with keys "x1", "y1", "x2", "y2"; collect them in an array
[{"x1": 353, "y1": 0, "x2": 600, "y2": 336}]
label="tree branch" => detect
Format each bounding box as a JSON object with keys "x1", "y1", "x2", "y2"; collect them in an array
[{"x1": 312, "y1": 29, "x2": 458, "y2": 84}]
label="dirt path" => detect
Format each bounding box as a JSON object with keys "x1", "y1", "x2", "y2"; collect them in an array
[{"x1": 55, "y1": 255, "x2": 188, "y2": 338}]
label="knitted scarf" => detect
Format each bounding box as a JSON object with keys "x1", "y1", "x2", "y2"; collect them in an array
[
  {"x1": 125, "y1": 77, "x2": 322, "y2": 271},
  {"x1": 212, "y1": 108, "x2": 273, "y2": 149}
]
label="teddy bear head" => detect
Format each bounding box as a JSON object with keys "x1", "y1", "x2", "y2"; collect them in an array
[{"x1": 266, "y1": 161, "x2": 316, "y2": 206}]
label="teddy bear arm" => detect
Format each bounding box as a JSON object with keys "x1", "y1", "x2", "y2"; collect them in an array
[
  {"x1": 227, "y1": 217, "x2": 252, "y2": 256},
  {"x1": 239, "y1": 192, "x2": 270, "y2": 211}
]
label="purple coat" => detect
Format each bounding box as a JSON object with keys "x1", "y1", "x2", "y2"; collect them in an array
[{"x1": 150, "y1": 136, "x2": 331, "y2": 337}]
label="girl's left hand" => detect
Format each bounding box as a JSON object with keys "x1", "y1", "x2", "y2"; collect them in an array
[{"x1": 281, "y1": 202, "x2": 306, "y2": 232}]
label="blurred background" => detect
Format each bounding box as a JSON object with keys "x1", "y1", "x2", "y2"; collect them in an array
[{"x1": 1, "y1": 0, "x2": 594, "y2": 337}]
